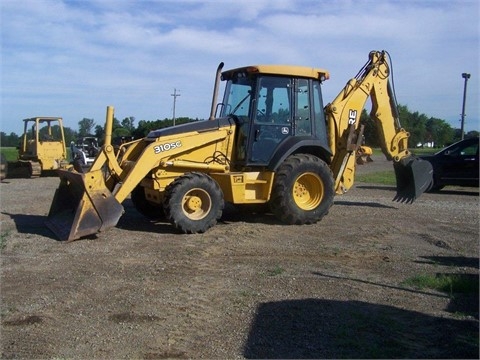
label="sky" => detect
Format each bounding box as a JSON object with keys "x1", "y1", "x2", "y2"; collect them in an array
[{"x1": 1, "y1": 0, "x2": 479, "y2": 136}]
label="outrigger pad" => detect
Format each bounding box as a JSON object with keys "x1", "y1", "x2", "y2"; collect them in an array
[
  {"x1": 393, "y1": 156, "x2": 433, "y2": 203},
  {"x1": 45, "y1": 169, "x2": 124, "y2": 241}
]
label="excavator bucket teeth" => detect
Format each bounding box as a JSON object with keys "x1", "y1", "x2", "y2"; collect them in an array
[
  {"x1": 393, "y1": 156, "x2": 433, "y2": 203},
  {"x1": 45, "y1": 169, "x2": 123, "y2": 241}
]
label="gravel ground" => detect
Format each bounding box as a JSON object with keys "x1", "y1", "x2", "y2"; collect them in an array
[{"x1": 1, "y1": 155, "x2": 478, "y2": 359}]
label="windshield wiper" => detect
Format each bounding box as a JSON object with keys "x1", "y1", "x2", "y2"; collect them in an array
[{"x1": 230, "y1": 91, "x2": 252, "y2": 115}]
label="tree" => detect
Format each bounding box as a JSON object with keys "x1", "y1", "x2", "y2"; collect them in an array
[
  {"x1": 360, "y1": 104, "x2": 457, "y2": 149},
  {"x1": 465, "y1": 130, "x2": 479, "y2": 139},
  {"x1": 425, "y1": 117, "x2": 454, "y2": 148},
  {"x1": 78, "y1": 118, "x2": 95, "y2": 137},
  {"x1": 113, "y1": 127, "x2": 131, "y2": 138},
  {"x1": 121, "y1": 117, "x2": 135, "y2": 133},
  {"x1": 397, "y1": 106, "x2": 429, "y2": 147},
  {"x1": 94, "y1": 125, "x2": 104, "y2": 141},
  {"x1": 0, "y1": 132, "x2": 20, "y2": 147},
  {"x1": 360, "y1": 109, "x2": 378, "y2": 147},
  {"x1": 62, "y1": 127, "x2": 77, "y2": 145},
  {"x1": 132, "y1": 120, "x2": 151, "y2": 138}
]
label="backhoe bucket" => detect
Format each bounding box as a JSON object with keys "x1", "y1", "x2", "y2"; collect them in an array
[
  {"x1": 393, "y1": 156, "x2": 433, "y2": 203},
  {"x1": 46, "y1": 169, "x2": 124, "y2": 241}
]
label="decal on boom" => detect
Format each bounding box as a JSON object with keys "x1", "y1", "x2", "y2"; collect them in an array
[{"x1": 153, "y1": 141, "x2": 182, "y2": 154}]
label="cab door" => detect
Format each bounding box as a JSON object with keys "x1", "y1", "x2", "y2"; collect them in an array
[{"x1": 248, "y1": 76, "x2": 292, "y2": 165}]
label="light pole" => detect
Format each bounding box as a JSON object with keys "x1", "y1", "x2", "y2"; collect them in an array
[
  {"x1": 171, "y1": 88, "x2": 181, "y2": 126},
  {"x1": 460, "y1": 73, "x2": 470, "y2": 140}
]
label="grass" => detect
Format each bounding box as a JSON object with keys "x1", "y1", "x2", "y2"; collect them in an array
[
  {"x1": 370, "y1": 147, "x2": 438, "y2": 156},
  {"x1": 266, "y1": 265, "x2": 285, "y2": 277},
  {"x1": 410, "y1": 148, "x2": 438, "y2": 156},
  {"x1": 402, "y1": 273, "x2": 479, "y2": 296},
  {"x1": 1, "y1": 147, "x2": 72, "y2": 161},
  {"x1": 0, "y1": 147, "x2": 18, "y2": 161},
  {"x1": 355, "y1": 147, "x2": 438, "y2": 185},
  {"x1": 0, "y1": 231, "x2": 10, "y2": 251},
  {"x1": 355, "y1": 170, "x2": 396, "y2": 185}
]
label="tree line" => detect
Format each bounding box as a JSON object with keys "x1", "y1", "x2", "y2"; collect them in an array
[
  {"x1": 1, "y1": 105, "x2": 477, "y2": 148},
  {"x1": 0, "y1": 116, "x2": 199, "y2": 147},
  {"x1": 361, "y1": 104, "x2": 477, "y2": 148}
]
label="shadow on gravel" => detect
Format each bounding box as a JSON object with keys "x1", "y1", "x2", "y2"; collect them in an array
[
  {"x1": 2, "y1": 199, "x2": 283, "y2": 241},
  {"x1": 220, "y1": 203, "x2": 282, "y2": 225},
  {"x1": 430, "y1": 189, "x2": 479, "y2": 196},
  {"x1": 313, "y1": 272, "x2": 449, "y2": 299},
  {"x1": 117, "y1": 200, "x2": 283, "y2": 236},
  {"x1": 357, "y1": 184, "x2": 479, "y2": 197},
  {"x1": 244, "y1": 298, "x2": 479, "y2": 359},
  {"x1": 414, "y1": 256, "x2": 479, "y2": 320},
  {"x1": 417, "y1": 256, "x2": 479, "y2": 269},
  {"x1": 315, "y1": 271, "x2": 478, "y2": 320},
  {"x1": 334, "y1": 200, "x2": 397, "y2": 209},
  {"x1": 1, "y1": 212, "x2": 56, "y2": 240}
]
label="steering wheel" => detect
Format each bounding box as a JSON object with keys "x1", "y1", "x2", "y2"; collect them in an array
[{"x1": 256, "y1": 109, "x2": 267, "y2": 122}]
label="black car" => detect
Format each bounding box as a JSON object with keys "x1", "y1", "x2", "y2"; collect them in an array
[{"x1": 420, "y1": 137, "x2": 479, "y2": 191}]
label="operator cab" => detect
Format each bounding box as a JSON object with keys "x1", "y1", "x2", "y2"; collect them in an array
[{"x1": 220, "y1": 65, "x2": 330, "y2": 169}]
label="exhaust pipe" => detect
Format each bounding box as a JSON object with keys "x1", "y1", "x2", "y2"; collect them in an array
[{"x1": 209, "y1": 62, "x2": 224, "y2": 120}]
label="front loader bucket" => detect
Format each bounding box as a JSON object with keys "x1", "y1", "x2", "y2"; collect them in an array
[
  {"x1": 46, "y1": 169, "x2": 124, "y2": 241},
  {"x1": 393, "y1": 156, "x2": 433, "y2": 203}
]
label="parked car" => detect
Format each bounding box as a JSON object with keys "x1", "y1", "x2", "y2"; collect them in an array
[{"x1": 420, "y1": 137, "x2": 479, "y2": 191}]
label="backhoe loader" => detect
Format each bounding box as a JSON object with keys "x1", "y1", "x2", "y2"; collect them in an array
[{"x1": 46, "y1": 50, "x2": 433, "y2": 241}]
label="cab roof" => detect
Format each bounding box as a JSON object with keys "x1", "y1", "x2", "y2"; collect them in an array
[
  {"x1": 222, "y1": 64, "x2": 330, "y2": 81},
  {"x1": 23, "y1": 117, "x2": 62, "y2": 122}
]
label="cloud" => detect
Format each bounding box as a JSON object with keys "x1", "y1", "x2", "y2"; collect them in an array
[{"x1": 1, "y1": 0, "x2": 478, "y2": 134}]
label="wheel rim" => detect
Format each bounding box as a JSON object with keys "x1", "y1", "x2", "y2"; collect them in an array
[
  {"x1": 292, "y1": 172, "x2": 324, "y2": 210},
  {"x1": 182, "y1": 188, "x2": 212, "y2": 220}
]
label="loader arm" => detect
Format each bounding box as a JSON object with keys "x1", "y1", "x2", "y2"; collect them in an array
[
  {"x1": 46, "y1": 106, "x2": 234, "y2": 241},
  {"x1": 325, "y1": 50, "x2": 432, "y2": 201},
  {"x1": 78, "y1": 105, "x2": 233, "y2": 204},
  {"x1": 111, "y1": 129, "x2": 232, "y2": 203}
]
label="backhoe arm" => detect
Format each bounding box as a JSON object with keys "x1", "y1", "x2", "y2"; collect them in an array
[{"x1": 325, "y1": 50, "x2": 433, "y2": 201}]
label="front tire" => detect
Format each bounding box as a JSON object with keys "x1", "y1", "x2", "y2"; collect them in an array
[
  {"x1": 163, "y1": 172, "x2": 224, "y2": 233},
  {"x1": 269, "y1": 154, "x2": 334, "y2": 225}
]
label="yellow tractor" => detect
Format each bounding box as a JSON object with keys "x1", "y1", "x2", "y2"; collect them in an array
[
  {"x1": 11, "y1": 117, "x2": 68, "y2": 177},
  {"x1": 46, "y1": 51, "x2": 433, "y2": 241}
]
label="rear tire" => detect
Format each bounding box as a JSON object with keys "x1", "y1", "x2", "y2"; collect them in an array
[
  {"x1": 131, "y1": 185, "x2": 164, "y2": 220},
  {"x1": 163, "y1": 172, "x2": 224, "y2": 233},
  {"x1": 270, "y1": 154, "x2": 334, "y2": 225},
  {"x1": 427, "y1": 182, "x2": 444, "y2": 192},
  {"x1": 426, "y1": 173, "x2": 444, "y2": 192}
]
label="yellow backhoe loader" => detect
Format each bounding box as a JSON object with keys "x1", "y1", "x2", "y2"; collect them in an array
[{"x1": 46, "y1": 50, "x2": 433, "y2": 241}]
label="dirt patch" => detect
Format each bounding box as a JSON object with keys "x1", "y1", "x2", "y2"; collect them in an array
[{"x1": 1, "y1": 155, "x2": 478, "y2": 359}]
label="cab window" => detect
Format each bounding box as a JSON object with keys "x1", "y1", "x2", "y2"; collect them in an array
[
  {"x1": 295, "y1": 79, "x2": 312, "y2": 135},
  {"x1": 256, "y1": 77, "x2": 291, "y2": 124}
]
